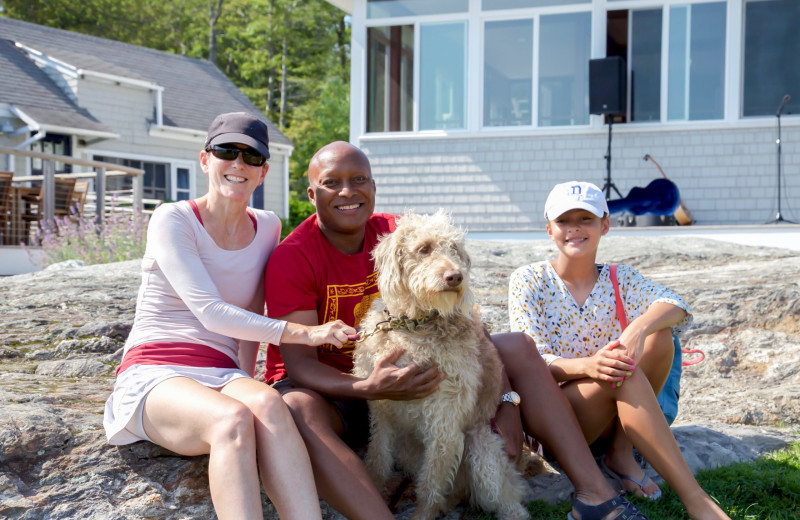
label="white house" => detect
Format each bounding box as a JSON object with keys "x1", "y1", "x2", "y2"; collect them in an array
[
  {"x1": 327, "y1": 0, "x2": 799, "y2": 230},
  {"x1": 0, "y1": 17, "x2": 292, "y2": 218}
]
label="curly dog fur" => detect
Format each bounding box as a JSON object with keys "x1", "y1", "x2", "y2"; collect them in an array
[{"x1": 353, "y1": 210, "x2": 528, "y2": 520}]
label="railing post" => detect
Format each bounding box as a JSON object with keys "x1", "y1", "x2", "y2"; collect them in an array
[
  {"x1": 95, "y1": 166, "x2": 106, "y2": 228},
  {"x1": 43, "y1": 159, "x2": 55, "y2": 222},
  {"x1": 132, "y1": 172, "x2": 143, "y2": 213}
]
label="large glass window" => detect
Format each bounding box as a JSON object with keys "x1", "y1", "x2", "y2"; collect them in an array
[
  {"x1": 367, "y1": 25, "x2": 414, "y2": 132},
  {"x1": 367, "y1": 0, "x2": 466, "y2": 18},
  {"x1": 668, "y1": 2, "x2": 726, "y2": 121},
  {"x1": 539, "y1": 12, "x2": 591, "y2": 126},
  {"x1": 484, "y1": 20, "x2": 533, "y2": 127},
  {"x1": 743, "y1": 0, "x2": 800, "y2": 116},
  {"x1": 630, "y1": 9, "x2": 662, "y2": 122},
  {"x1": 483, "y1": 0, "x2": 589, "y2": 9},
  {"x1": 420, "y1": 22, "x2": 467, "y2": 130}
]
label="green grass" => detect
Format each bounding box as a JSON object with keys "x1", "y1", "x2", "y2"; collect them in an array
[{"x1": 480, "y1": 442, "x2": 800, "y2": 519}]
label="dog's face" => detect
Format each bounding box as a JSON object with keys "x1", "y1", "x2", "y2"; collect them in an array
[{"x1": 372, "y1": 210, "x2": 473, "y2": 318}]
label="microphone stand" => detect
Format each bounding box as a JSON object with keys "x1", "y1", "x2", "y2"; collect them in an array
[
  {"x1": 766, "y1": 95, "x2": 795, "y2": 224},
  {"x1": 602, "y1": 116, "x2": 623, "y2": 200}
]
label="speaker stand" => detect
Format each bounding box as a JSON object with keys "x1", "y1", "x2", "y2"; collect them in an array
[
  {"x1": 602, "y1": 117, "x2": 623, "y2": 200},
  {"x1": 765, "y1": 103, "x2": 795, "y2": 224}
]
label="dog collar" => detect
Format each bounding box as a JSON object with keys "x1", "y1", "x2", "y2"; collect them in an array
[{"x1": 357, "y1": 309, "x2": 439, "y2": 342}]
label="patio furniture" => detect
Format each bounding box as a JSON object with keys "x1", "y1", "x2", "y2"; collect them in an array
[
  {"x1": 70, "y1": 180, "x2": 90, "y2": 220},
  {"x1": 0, "y1": 171, "x2": 13, "y2": 245},
  {"x1": 19, "y1": 177, "x2": 77, "y2": 243}
]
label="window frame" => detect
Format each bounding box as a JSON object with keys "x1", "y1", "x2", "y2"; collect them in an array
[
  {"x1": 355, "y1": 0, "x2": 798, "y2": 141},
  {"x1": 85, "y1": 149, "x2": 196, "y2": 203}
]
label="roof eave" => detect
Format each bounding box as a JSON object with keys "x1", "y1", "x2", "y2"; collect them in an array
[{"x1": 325, "y1": 0, "x2": 353, "y2": 14}]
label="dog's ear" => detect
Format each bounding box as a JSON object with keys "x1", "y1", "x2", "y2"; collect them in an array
[{"x1": 372, "y1": 229, "x2": 406, "y2": 305}]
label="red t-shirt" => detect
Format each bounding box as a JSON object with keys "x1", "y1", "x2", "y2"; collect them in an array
[{"x1": 264, "y1": 213, "x2": 397, "y2": 384}]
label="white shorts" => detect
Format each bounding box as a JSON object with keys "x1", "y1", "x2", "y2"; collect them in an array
[{"x1": 103, "y1": 364, "x2": 250, "y2": 445}]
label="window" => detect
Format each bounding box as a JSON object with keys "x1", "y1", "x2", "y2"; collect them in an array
[
  {"x1": 31, "y1": 134, "x2": 72, "y2": 174},
  {"x1": 608, "y1": 3, "x2": 726, "y2": 123},
  {"x1": 367, "y1": 25, "x2": 414, "y2": 132},
  {"x1": 367, "y1": 0, "x2": 467, "y2": 18},
  {"x1": 668, "y1": 2, "x2": 726, "y2": 121},
  {"x1": 539, "y1": 12, "x2": 591, "y2": 126},
  {"x1": 743, "y1": 0, "x2": 799, "y2": 116},
  {"x1": 95, "y1": 156, "x2": 170, "y2": 203},
  {"x1": 484, "y1": 20, "x2": 533, "y2": 127},
  {"x1": 176, "y1": 167, "x2": 191, "y2": 201},
  {"x1": 630, "y1": 9, "x2": 662, "y2": 122},
  {"x1": 420, "y1": 22, "x2": 467, "y2": 130},
  {"x1": 483, "y1": 0, "x2": 589, "y2": 9}
]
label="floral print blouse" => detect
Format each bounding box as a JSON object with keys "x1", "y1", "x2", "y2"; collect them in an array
[{"x1": 508, "y1": 261, "x2": 692, "y2": 366}]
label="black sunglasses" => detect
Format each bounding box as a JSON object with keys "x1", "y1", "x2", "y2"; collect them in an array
[{"x1": 206, "y1": 145, "x2": 267, "y2": 166}]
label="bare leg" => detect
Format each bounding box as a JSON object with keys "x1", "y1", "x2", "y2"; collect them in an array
[
  {"x1": 563, "y1": 370, "x2": 730, "y2": 519},
  {"x1": 492, "y1": 334, "x2": 619, "y2": 508},
  {"x1": 142, "y1": 377, "x2": 264, "y2": 520},
  {"x1": 605, "y1": 329, "x2": 674, "y2": 497},
  {"x1": 222, "y1": 378, "x2": 322, "y2": 519},
  {"x1": 281, "y1": 388, "x2": 395, "y2": 520}
]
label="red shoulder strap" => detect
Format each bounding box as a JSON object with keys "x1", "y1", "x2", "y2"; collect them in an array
[{"x1": 609, "y1": 265, "x2": 628, "y2": 330}]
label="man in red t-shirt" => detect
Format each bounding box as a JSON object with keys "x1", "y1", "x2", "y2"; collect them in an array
[
  {"x1": 265, "y1": 142, "x2": 639, "y2": 520},
  {"x1": 265, "y1": 142, "x2": 443, "y2": 520}
]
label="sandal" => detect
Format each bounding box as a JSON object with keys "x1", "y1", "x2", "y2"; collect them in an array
[
  {"x1": 567, "y1": 493, "x2": 648, "y2": 520},
  {"x1": 598, "y1": 455, "x2": 662, "y2": 501}
]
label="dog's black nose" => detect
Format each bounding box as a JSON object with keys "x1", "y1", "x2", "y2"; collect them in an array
[{"x1": 444, "y1": 270, "x2": 463, "y2": 287}]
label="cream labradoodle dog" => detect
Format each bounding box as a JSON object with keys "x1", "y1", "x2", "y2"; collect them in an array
[{"x1": 353, "y1": 210, "x2": 528, "y2": 520}]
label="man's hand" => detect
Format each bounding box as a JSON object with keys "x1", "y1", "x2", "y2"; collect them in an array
[
  {"x1": 361, "y1": 348, "x2": 445, "y2": 400},
  {"x1": 493, "y1": 400, "x2": 523, "y2": 462}
]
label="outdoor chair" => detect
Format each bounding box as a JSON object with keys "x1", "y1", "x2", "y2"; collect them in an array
[
  {"x1": 69, "y1": 180, "x2": 90, "y2": 220},
  {"x1": 20, "y1": 177, "x2": 77, "y2": 244}
]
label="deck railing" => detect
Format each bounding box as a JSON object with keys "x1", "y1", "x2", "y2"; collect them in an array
[{"x1": 0, "y1": 146, "x2": 147, "y2": 246}]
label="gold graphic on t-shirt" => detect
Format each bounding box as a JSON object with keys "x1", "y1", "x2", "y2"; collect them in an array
[{"x1": 320, "y1": 271, "x2": 379, "y2": 354}]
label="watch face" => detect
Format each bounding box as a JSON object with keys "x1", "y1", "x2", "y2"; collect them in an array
[{"x1": 503, "y1": 391, "x2": 520, "y2": 405}]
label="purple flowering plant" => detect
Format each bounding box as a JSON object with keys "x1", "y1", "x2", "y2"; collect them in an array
[{"x1": 26, "y1": 196, "x2": 150, "y2": 267}]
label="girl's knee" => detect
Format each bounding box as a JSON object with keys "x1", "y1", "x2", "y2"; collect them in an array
[{"x1": 493, "y1": 332, "x2": 539, "y2": 365}]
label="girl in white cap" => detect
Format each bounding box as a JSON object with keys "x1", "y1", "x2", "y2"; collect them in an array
[
  {"x1": 104, "y1": 112, "x2": 357, "y2": 520},
  {"x1": 502, "y1": 181, "x2": 730, "y2": 519}
]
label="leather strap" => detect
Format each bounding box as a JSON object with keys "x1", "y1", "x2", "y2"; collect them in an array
[
  {"x1": 609, "y1": 264, "x2": 628, "y2": 330},
  {"x1": 609, "y1": 264, "x2": 703, "y2": 367}
]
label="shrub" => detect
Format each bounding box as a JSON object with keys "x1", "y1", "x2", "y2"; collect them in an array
[
  {"x1": 280, "y1": 197, "x2": 315, "y2": 239},
  {"x1": 28, "y1": 202, "x2": 149, "y2": 267}
]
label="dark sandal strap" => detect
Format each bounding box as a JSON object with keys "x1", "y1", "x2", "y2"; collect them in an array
[{"x1": 572, "y1": 494, "x2": 649, "y2": 520}]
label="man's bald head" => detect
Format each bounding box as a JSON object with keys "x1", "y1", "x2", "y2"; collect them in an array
[{"x1": 308, "y1": 141, "x2": 370, "y2": 186}]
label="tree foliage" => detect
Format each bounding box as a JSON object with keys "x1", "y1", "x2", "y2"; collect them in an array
[{"x1": 1, "y1": 0, "x2": 350, "y2": 200}]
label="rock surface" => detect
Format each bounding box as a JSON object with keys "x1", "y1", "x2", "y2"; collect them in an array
[{"x1": 1, "y1": 236, "x2": 799, "y2": 519}]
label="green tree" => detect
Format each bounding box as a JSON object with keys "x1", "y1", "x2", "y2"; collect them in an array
[
  {"x1": 284, "y1": 75, "x2": 350, "y2": 197},
  {"x1": 2, "y1": 0, "x2": 351, "y2": 202}
]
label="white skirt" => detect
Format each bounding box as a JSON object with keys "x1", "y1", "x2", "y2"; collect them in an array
[{"x1": 103, "y1": 364, "x2": 250, "y2": 445}]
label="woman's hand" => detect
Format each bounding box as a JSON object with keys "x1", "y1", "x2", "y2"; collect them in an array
[
  {"x1": 282, "y1": 319, "x2": 360, "y2": 347},
  {"x1": 586, "y1": 339, "x2": 636, "y2": 386}
]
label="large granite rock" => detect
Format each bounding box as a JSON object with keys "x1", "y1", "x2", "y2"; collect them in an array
[{"x1": 1, "y1": 236, "x2": 798, "y2": 519}]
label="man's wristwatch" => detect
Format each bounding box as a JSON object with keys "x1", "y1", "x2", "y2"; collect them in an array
[{"x1": 500, "y1": 391, "x2": 521, "y2": 406}]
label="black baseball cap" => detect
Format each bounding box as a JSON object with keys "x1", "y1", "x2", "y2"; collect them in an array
[{"x1": 204, "y1": 112, "x2": 270, "y2": 159}]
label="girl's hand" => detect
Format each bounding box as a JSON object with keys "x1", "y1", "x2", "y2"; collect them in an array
[{"x1": 587, "y1": 340, "x2": 636, "y2": 386}]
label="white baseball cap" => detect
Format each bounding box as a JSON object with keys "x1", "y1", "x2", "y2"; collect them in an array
[{"x1": 544, "y1": 181, "x2": 609, "y2": 220}]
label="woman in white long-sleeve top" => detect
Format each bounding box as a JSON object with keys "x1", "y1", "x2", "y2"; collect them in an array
[{"x1": 103, "y1": 112, "x2": 355, "y2": 520}]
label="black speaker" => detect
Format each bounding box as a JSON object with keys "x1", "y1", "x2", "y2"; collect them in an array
[{"x1": 589, "y1": 57, "x2": 626, "y2": 115}]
